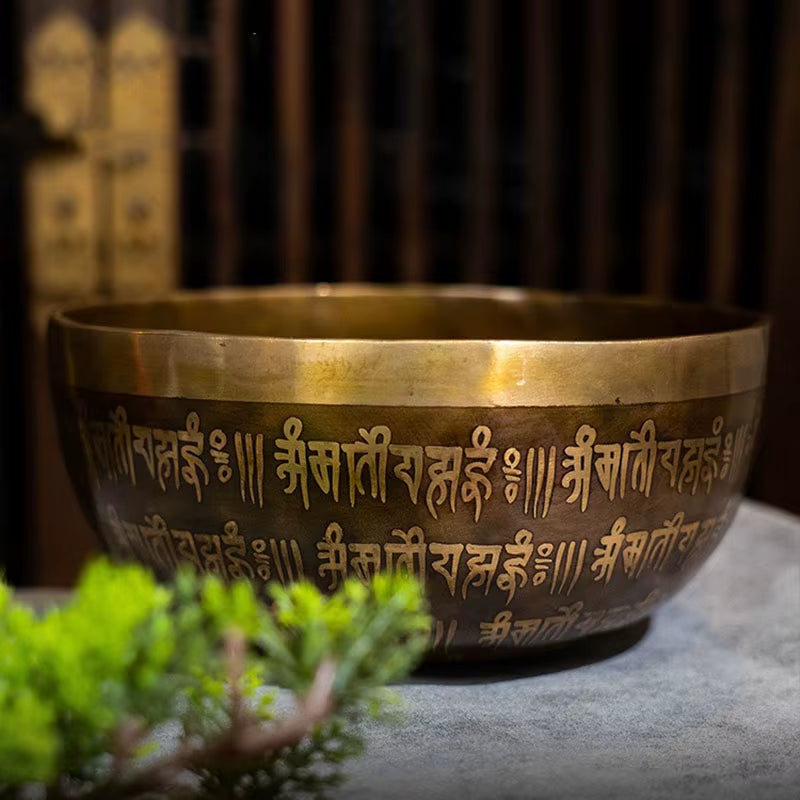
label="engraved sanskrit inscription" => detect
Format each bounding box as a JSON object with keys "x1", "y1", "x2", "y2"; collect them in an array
[
  {"x1": 77, "y1": 400, "x2": 758, "y2": 519},
  {"x1": 102, "y1": 507, "x2": 730, "y2": 603}
]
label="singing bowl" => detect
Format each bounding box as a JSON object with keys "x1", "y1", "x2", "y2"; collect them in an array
[{"x1": 48, "y1": 286, "x2": 768, "y2": 659}]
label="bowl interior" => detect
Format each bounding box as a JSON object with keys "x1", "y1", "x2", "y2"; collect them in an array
[{"x1": 60, "y1": 288, "x2": 763, "y2": 342}]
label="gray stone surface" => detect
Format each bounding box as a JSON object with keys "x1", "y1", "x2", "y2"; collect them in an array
[{"x1": 335, "y1": 500, "x2": 800, "y2": 800}]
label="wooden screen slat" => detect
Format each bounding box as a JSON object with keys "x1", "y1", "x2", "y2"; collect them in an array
[
  {"x1": 525, "y1": 0, "x2": 558, "y2": 288},
  {"x1": 399, "y1": 0, "x2": 430, "y2": 283},
  {"x1": 276, "y1": 0, "x2": 311, "y2": 283},
  {"x1": 338, "y1": 0, "x2": 369, "y2": 282},
  {"x1": 178, "y1": 38, "x2": 212, "y2": 58},
  {"x1": 753, "y1": 0, "x2": 800, "y2": 514},
  {"x1": 465, "y1": 0, "x2": 497, "y2": 284},
  {"x1": 643, "y1": 0, "x2": 685, "y2": 298},
  {"x1": 581, "y1": 0, "x2": 615, "y2": 292},
  {"x1": 211, "y1": 0, "x2": 240, "y2": 285},
  {"x1": 175, "y1": 0, "x2": 188, "y2": 34},
  {"x1": 707, "y1": 0, "x2": 745, "y2": 305}
]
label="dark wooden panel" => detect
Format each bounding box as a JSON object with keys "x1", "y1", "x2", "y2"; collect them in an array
[
  {"x1": 210, "y1": 0, "x2": 239, "y2": 285},
  {"x1": 524, "y1": 0, "x2": 558, "y2": 288},
  {"x1": 276, "y1": 0, "x2": 311, "y2": 282},
  {"x1": 707, "y1": 0, "x2": 746, "y2": 305},
  {"x1": 338, "y1": 0, "x2": 369, "y2": 282},
  {"x1": 399, "y1": 0, "x2": 430, "y2": 283},
  {"x1": 751, "y1": 0, "x2": 800, "y2": 515},
  {"x1": 465, "y1": 0, "x2": 497, "y2": 284},
  {"x1": 581, "y1": 0, "x2": 615, "y2": 292},
  {"x1": 643, "y1": 0, "x2": 685, "y2": 298},
  {"x1": 0, "y1": 0, "x2": 28, "y2": 584}
]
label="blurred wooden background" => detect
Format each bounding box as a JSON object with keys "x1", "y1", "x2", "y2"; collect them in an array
[{"x1": 1, "y1": 0, "x2": 798, "y2": 586}]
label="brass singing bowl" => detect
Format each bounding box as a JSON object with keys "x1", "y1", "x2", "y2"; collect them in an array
[{"x1": 48, "y1": 285, "x2": 768, "y2": 658}]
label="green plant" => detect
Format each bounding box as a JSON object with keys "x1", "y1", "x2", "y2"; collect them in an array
[{"x1": 0, "y1": 559, "x2": 431, "y2": 798}]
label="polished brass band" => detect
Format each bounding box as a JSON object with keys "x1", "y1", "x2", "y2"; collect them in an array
[{"x1": 49, "y1": 286, "x2": 769, "y2": 408}]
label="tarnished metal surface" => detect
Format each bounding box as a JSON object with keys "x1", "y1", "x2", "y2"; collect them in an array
[{"x1": 48, "y1": 286, "x2": 768, "y2": 658}]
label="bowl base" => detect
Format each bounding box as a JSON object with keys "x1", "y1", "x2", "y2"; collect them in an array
[{"x1": 417, "y1": 617, "x2": 651, "y2": 678}]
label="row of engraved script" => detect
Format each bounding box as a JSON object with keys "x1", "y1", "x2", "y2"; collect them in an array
[
  {"x1": 102, "y1": 504, "x2": 731, "y2": 606},
  {"x1": 428, "y1": 593, "x2": 662, "y2": 651},
  {"x1": 430, "y1": 588, "x2": 661, "y2": 650},
  {"x1": 81, "y1": 405, "x2": 755, "y2": 521},
  {"x1": 473, "y1": 591, "x2": 661, "y2": 650}
]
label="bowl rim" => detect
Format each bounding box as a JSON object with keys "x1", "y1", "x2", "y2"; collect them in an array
[
  {"x1": 48, "y1": 284, "x2": 770, "y2": 408},
  {"x1": 50, "y1": 283, "x2": 768, "y2": 345}
]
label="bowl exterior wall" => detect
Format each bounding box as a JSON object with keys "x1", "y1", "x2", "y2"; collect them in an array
[{"x1": 49, "y1": 382, "x2": 761, "y2": 657}]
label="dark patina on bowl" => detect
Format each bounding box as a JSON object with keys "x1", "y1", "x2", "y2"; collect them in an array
[{"x1": 48, "y1": 286, "x2": 768, "y2": 658}]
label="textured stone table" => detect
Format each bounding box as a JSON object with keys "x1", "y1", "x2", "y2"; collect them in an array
[{"x1": 336, "y1": 499, "x2": 800, "y2": 800}]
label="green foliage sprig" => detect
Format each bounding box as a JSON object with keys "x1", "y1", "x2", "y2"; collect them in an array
[{"x1": 0, "y1": 560, "x2": 431, "y2": 799}]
